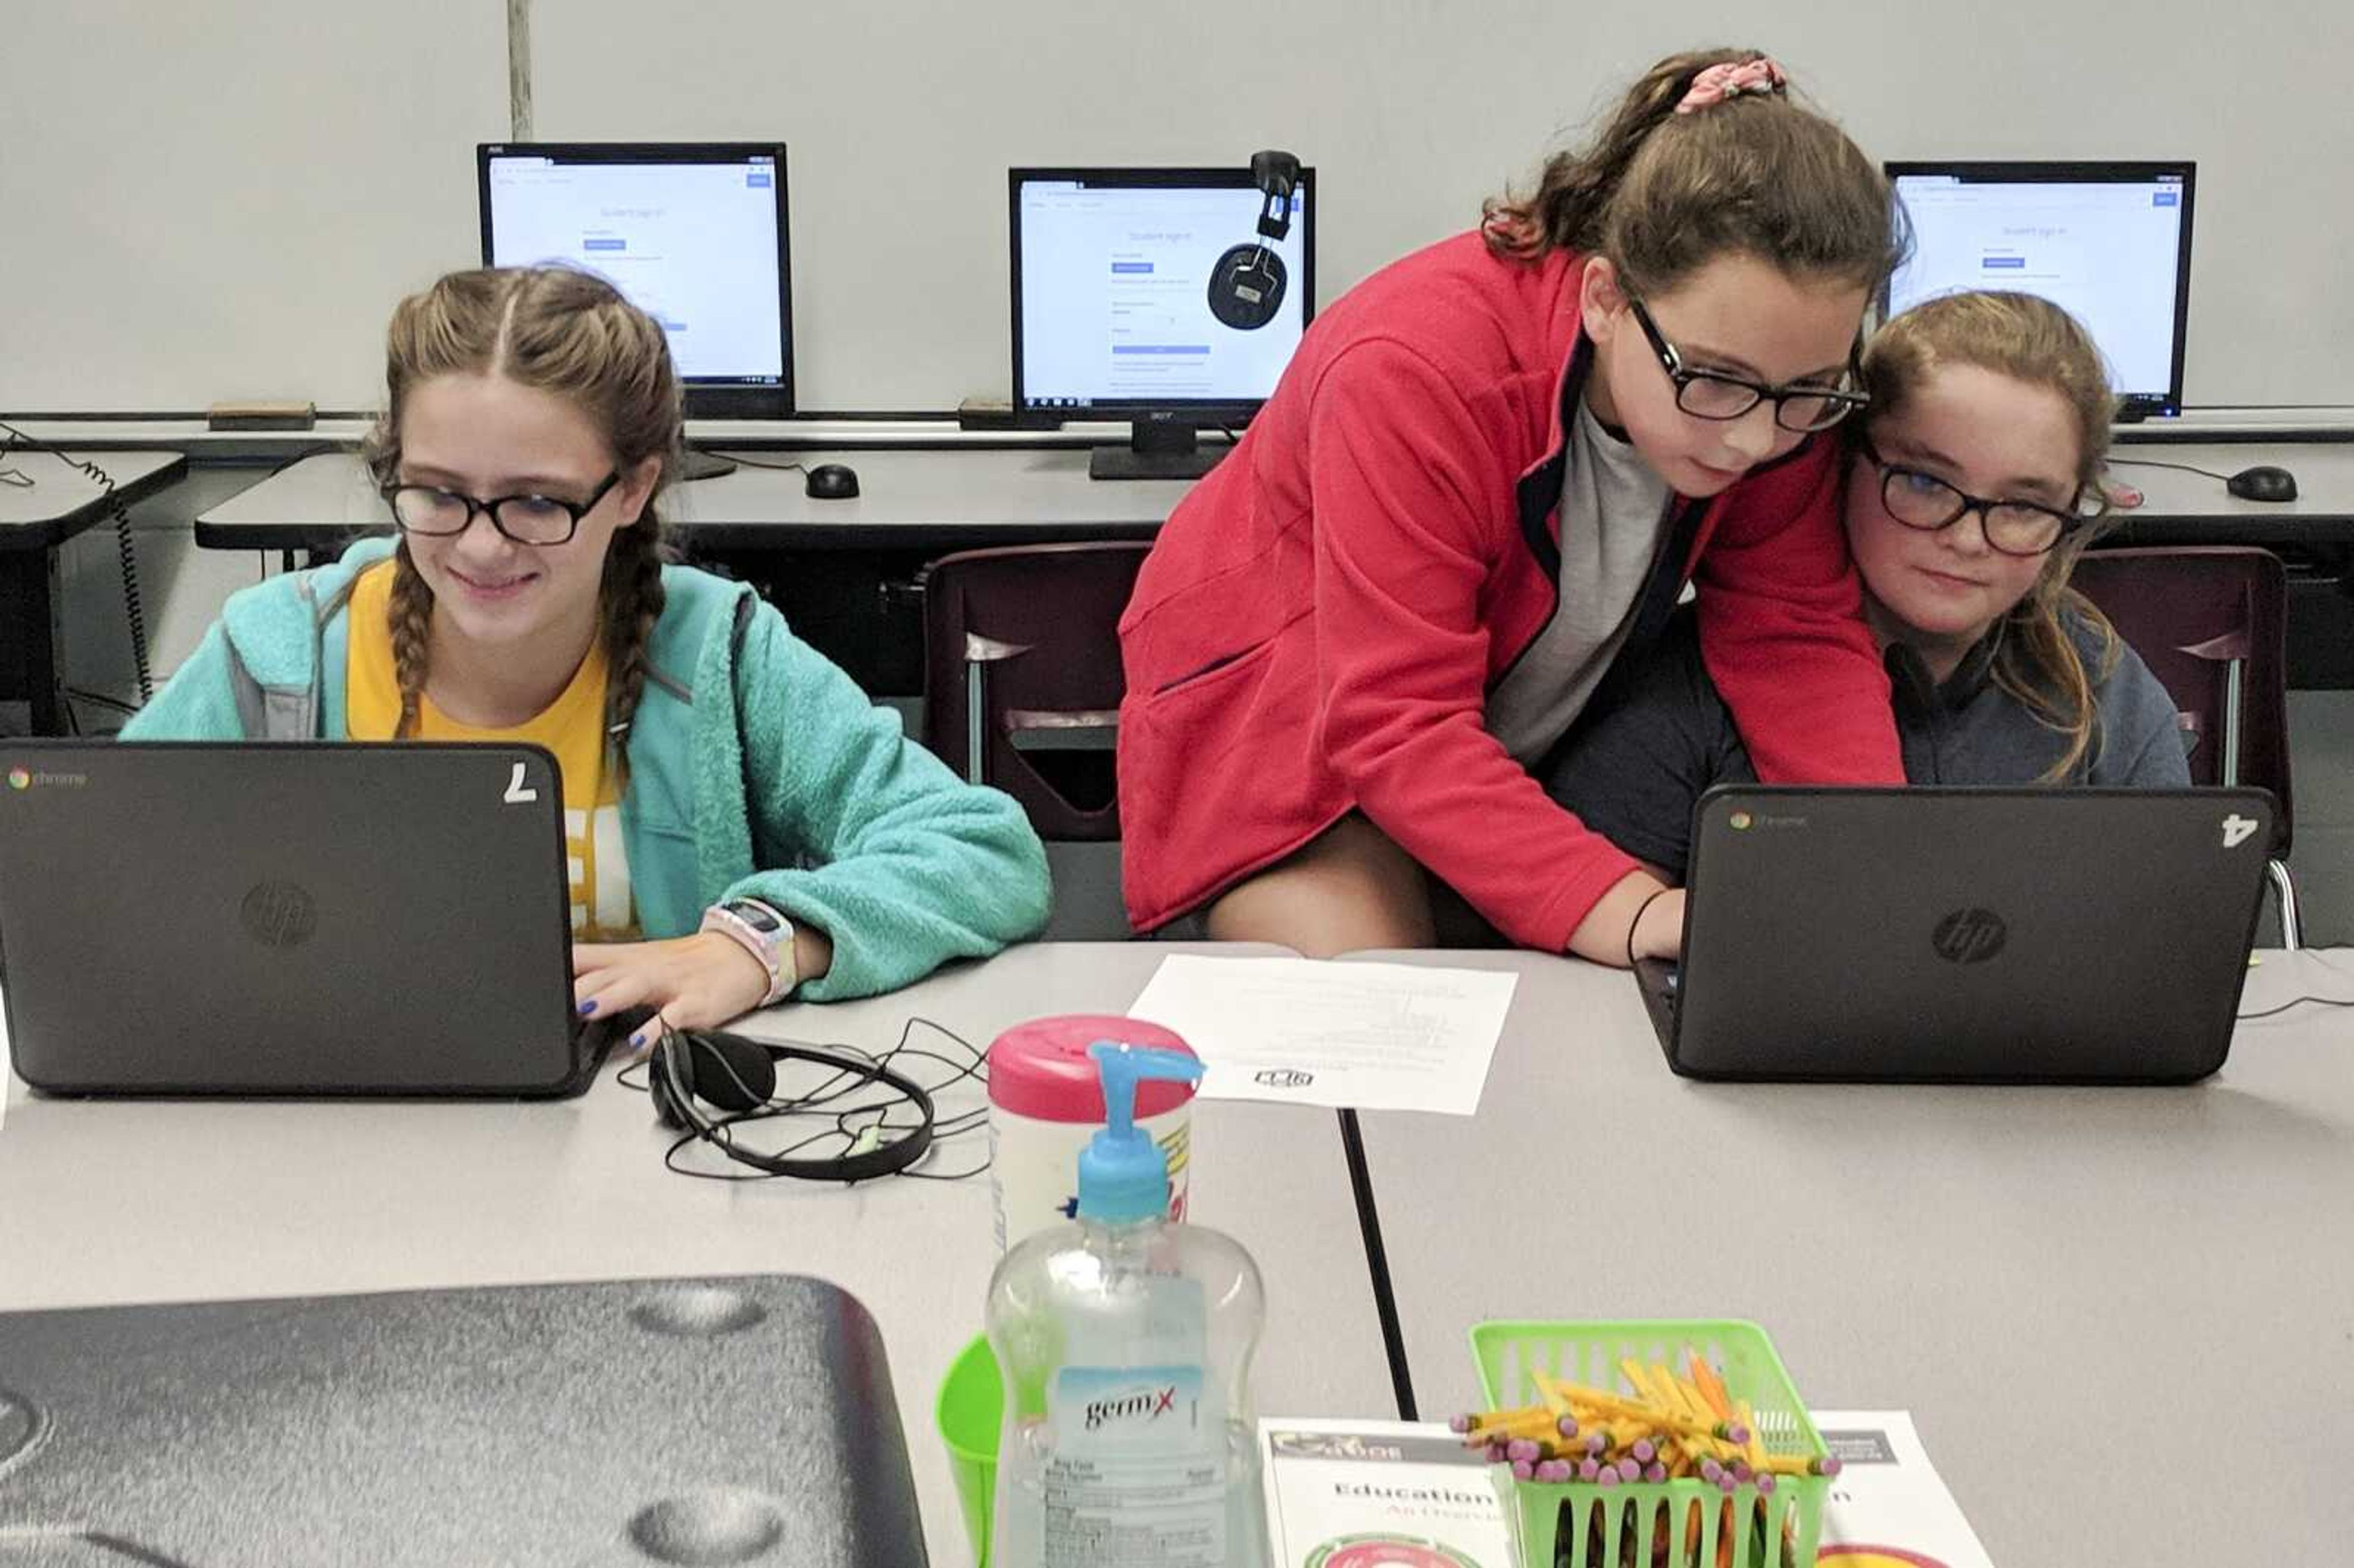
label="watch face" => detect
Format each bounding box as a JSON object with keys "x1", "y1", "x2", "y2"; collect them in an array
[{"x1": 728, "y1": 901, "x2": 784, "y2": 935}]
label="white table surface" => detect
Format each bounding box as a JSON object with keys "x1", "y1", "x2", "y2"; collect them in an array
[
  {"x1": 1350, "y1": 946, "x2": 2354, "y2": 1568},
  {"x1": 0, "y1": 449, "x2": 185, "y2": 549},
  {"x1": 195, "y1": 449, "x2": 1195, "y2": 551},
  {"x1": 2103, "y1": 440, "x2": 2354, "y2": 542},
  {"x1": 0, "y1": 941, "x2": 1397, "y2": 1567},
  {"x1": 201, "y1": 438, "x2": 2354, "y2": 557}
]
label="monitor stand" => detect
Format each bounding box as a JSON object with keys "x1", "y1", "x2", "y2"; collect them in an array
[
  {"x1": 677, "y1": 447, "x2": 739, "y2": 482},
  {"x1": 1089, "y1": 421, "x2": 1228, "y2": 482}
]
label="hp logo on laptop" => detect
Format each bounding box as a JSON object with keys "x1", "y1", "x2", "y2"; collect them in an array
[
  {"x1": 240, "y1": 881, "x2": 318, "y2": 949},
  {"x1": 1932, "y1": 908, "x2": 2007, "y2": 965}
]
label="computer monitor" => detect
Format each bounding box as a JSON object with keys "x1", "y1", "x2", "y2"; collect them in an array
[
  {"x1": 479, "y1": 143, "x2": 794, "y2": 478},
  {"x1": 1884, "y1": 161, "x2": 2195, "y2": 417},
  {"x1": 1011, "y1": 167, "x2": 1316, "y2": 480}
]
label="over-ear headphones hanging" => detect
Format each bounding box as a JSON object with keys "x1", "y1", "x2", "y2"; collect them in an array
[
  {"x1": 1883, "y1": 623, "x2": 2005, "y2": 720},
  {"x1": 645, "y1": 1022, "x2": 948, "y2": 1182},
  {"x1": 1206, "y1": 150, "x2": 1301, "y2": 331}
]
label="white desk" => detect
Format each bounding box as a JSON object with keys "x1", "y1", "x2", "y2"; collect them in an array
[
  {"x1": 0, "y1": 942, "x2": 1397, "y2": 1567},
  {"x1": 194, "y1": 440, "x2": 2354, "y2": 557},
  {"x1": 2104, "y1": 440, "x2": 2354, "y2": 546},
  {"x1": 195, "y1": 449, "x2": 1197, "y2": 553},
  {"x1": 1350, "y1": 947, "x2": 2354, "y2": 1568},
  {"x1": 0, "y1": 448, "x2": 186, "y2": 732}
]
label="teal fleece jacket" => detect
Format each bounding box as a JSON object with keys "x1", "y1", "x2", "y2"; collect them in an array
[{"x1": 122, "y1": 538, "x2": 1052, "y2": 1000}]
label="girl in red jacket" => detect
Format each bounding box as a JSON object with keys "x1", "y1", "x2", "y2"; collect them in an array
[{"x1": 1118, "y1": 47, "x2": 1908, "y2": 963}]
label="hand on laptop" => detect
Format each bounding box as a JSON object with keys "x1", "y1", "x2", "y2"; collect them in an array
[
  {"x1": 1570, "y1": 871, "x2": 1686, "y2": 967},
  {"x1": 572, "y1": 934, "x2": 773, "y2": 1054},
  {"x1": 1629, "y1": 888, "x2": 1685, "y2": 964}
]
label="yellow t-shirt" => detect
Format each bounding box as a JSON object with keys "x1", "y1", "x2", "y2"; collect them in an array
[{"x1": 345, "y1": 562, "x2": 639, "y2": 939}]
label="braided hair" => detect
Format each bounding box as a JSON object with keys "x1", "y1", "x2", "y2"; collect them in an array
[{"x1": 362, "y1": 267, "x2": 684, "y2": 750}]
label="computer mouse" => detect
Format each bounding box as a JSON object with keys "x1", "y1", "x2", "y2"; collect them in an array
[
  {"x1": 2226, "y1": 465, "x2": 2298, "y2": 503},
  {"x1": 804, "y1": 462, "x2": 860, "y2": 500}
]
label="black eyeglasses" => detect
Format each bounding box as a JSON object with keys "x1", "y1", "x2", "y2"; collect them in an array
[
  {"x1": 1859, "y1": 440, "x2": 2103, "y2": 558},
  {"x1": 1628, "y1": 297, "x2": 1868, "y2": 433},
  {"x1": 383, "y1": 470, "x2": 622, "y2": 546}
]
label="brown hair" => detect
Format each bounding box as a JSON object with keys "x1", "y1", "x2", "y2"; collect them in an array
[
  {"x1": 1857, "y1": 290, "x2": 2120, "y2": 780},
  {"x1": 362, "y1": 267, "x2": 682, "y2": 750},
  {"x1": 1482, "y1": 47, "x2": 1903, "y2": 297}
]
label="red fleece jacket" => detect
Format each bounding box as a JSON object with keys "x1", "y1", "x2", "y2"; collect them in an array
[{"x1": 1117, "y1": 232, "x2": 1900, "y2": 948}]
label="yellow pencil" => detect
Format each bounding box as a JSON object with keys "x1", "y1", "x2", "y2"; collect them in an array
[{"x1": 1735, "y1": 1398, "x2": 1766, "y2": 1469}]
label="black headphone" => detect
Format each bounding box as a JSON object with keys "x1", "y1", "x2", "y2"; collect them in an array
[
  {"x1": 1883, "y1": 631, "x2": 2002, "y2": 718},
  {"x1": 647, "y1": 1027, "x2": 936, "y2": 1182},
  {"x1": 1206, "y1": 150, "x2": 1302, "y2": 330}
]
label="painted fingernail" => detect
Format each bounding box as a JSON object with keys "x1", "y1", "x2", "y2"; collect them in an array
[
  {"x1": 629, "y1": 1033, "x2": 644, "y2": 1048},
  {"x1": 578, "y1": 999, "x2": 598, "y2": 1016}
]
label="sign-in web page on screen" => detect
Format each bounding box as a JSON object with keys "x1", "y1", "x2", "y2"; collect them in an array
[
  {"x1": 1019, "y1": 181, "x2": 1308, "y2": 408},
  {"x1": 1891, "y1": 175, "x2": 2185, "y2": 400},
  {"x1": 487, "y1": 158, "x2": 784, "y2": 384}
]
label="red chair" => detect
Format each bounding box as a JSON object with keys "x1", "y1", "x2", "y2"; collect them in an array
[
  {"x1": 919, "y1": 542, "x2": 1152, "y2": 842},
  {"x1": 2070, "y1": 546, "x2": 2302, "y2": 946}
]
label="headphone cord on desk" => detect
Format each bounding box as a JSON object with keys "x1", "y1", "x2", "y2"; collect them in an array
[
  {"x1": 2107, "y1": 457, "x2": 2233, "y2": 482},
  {"x1": 614, "y1": 1014, "x2": 995, "y2": 1182},
  {"x1": 0, "y1": 418, "x2": 152, "y2": 704}
]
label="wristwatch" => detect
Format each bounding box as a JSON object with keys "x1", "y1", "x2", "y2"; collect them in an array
[{"x1": 701, "y1": 897, "x2": 799, "y2": 1007}]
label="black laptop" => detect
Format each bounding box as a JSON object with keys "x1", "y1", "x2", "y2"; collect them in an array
[
  {"x1": 1634, "y1": 785, "x2": 2277, "y2": 1084},
  {"x1": 0, "y1": 741, "x2": 611, "y2": 1096}
]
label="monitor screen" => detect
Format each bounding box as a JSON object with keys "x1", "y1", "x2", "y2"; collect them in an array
[
  {"x1": 1011, "y1": 169, "x2": 1315, "y2": 415},
  {"x1": 1885, "y1": 162, "x2": 2194, "y2": 414},
  {"x1": 479, "y1": 143, "x2": 793, "y2": 416}
]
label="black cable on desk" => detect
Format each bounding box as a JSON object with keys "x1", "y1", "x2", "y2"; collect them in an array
[
  {"x1": 2109, "y1": 457, "x2": 2233, "y2": 482},
  {"x1": 718, "y1": 454, "x2": 809, "y2": 476},
  {"x1": 2236, "y1": 946, "x2": 2354, "y2": 1019},
  {"x1": 2238, "y1": 993, "x2": 2354, "y2": 1020}
]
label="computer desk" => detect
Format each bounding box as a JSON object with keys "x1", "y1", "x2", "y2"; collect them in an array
[
  {"x1": 0, "y1": 942, "x2": 1398, "y2": 1568},
  {"x1": 194, "y1": 449, "x2": 1195, "y2": 554},
  {"x1": 1344, "y1": 946, "x2": 2354, "y2": 1568},
  {"x1": 2103, "y1": 440, "x2": 2354, "y2": 546},
  {"x1": 0, "y1": 448, "x2": 186, "y2": 733},
  {"x1": 194, "y1": 441, "x2": 2354, "y2": 557}
]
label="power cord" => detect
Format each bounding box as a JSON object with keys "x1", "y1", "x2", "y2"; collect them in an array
[
  {"x1": 261, "y1": 440, "x2": 346, "y2": 480},
  {"x1": 614, "y1": 1014, "x2": 993, "y2": 1182},
  {"x1": 2236, "y1": 946, "x2": 2354, "y2": 1021},
  {"x1": 2238, "y1": 994, "x2": 2354, "y2": 1021},
  {"x1": 0, "y1": 419, "x2": 153, "y2": 703},
  {"x1": 721, "y1": 454, "x2": 809, "y2": 476}
]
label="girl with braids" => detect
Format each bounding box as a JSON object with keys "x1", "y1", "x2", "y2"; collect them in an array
[
  {"x1": 1118, "y1": 48, "x2": 1910, "y2": 964},
  {"x1": 1544, "y1": 291, "x2": 2190, "y2": 884},
  {"x1": 126, "y1": 267, "x2": 1049, "y2": 1035}
]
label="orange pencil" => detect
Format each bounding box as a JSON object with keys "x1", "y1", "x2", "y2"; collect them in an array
[{"x1": 1687, "y1": 1350, "x2": 1734, "y2": 1420}]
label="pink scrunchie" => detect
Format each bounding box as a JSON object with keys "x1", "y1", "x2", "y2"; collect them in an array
[{"x1": 1675, "y1": 57, "x2": 1788, "y2": 113}]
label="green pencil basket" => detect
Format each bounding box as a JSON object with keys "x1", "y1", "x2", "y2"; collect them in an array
[{"x1": 1468, "y1": 1319, "x2": 1829, "y2": 1568}]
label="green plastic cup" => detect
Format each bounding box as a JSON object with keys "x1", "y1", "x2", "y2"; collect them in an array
[{"x1": 935, "y1": 1333, "x2": 1003, "y2": 1567}]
